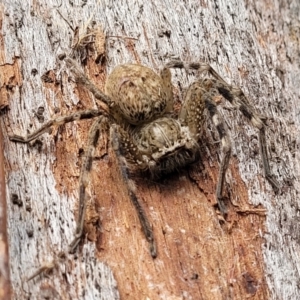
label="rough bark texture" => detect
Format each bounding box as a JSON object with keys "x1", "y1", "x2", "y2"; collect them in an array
[
  {"x1": 1, "y1": 0, "x2": 299, "y2": 299},
  {"x1": 0, "y1": 124, "x2": 11, "y2": 299}
]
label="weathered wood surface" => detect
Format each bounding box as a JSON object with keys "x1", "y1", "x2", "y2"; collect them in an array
[
  {"x1": 1, "y1": 0, "x2": 299, "y2": 299},
  {"x1": 0, "y1": 124, "x2": 11, "y2": 298}
]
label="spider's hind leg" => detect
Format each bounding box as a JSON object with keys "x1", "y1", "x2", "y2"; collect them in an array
[{"x1": 110, "y1": 125, "x2": 157, "y2": 258}]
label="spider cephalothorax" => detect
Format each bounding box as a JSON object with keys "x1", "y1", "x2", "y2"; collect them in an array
[
  {"x1": 9, "y1": 57, "x2": 279, "y2": 259},
  {"x1": 106, "y1": 63, "x2": 173, "y2": 125}
]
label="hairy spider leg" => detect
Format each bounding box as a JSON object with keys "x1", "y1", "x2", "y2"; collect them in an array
[
  {"x1": 167, "y1": 60, "x2": 279, "y2": 199},
  {"x1": 179, "y1": 81, "x2": 231, "y2": 214},
  {"x1": 9, "y1": 110, "x2": 107, "y2": 253},
  {"x1": 65, "y1": 58, "x2": 113, "y2": 108},
  {"x1": 69, "y1": 115, "x2": 108, "y2": 253},
  {"x1": 9, "y1": 110, "x2": 103, "y2": 143},
  {"x1": 195, "y1": 61, "x2": 279, "y2": 191},
  {"x1": 214, "y1": 83, "x2": 280, "y2": 191},
  {"x1": 110, "y1": 124, "x2": 157, "y2": 258},
  {"x1": 203, "y1": 89, "x2": 232, "y2": 214}
]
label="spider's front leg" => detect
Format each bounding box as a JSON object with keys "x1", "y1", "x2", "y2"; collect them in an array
[
  {"x1": 179, "y1": 81, "x2": 231, "y2": 214},
  {"x1": 9, "y1": 109, "x2": 107, "y2": 254},
  {"x1": 69, "y1": 115, "x2": 109, "y2": 253},
  {"x1": 211, "y1": 81, "x2": 280, "y2": 192},
  {"x1": 65, "y1": 57, "x2": 114, "y2": 108},
  {"x1": 203, "y1": 90, "x2": 232, "y2": 214},
  {"x1": 9, "y1": 110, "x2": 103, "y2": 143},
  {"x1": 110, "y1": 125, "x2": 157, "y2": 258},
  {"x1": 168, "y1": 59, "x2": 279, "y2": 193}
]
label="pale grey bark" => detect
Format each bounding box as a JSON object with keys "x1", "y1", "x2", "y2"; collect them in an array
[{"x1": 1, "y1": 0, "x2": 300, "y2": 299}]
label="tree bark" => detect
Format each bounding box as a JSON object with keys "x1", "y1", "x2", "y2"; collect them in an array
[{"x1": 1, "y1": 0, "x2": 299, "y2": 299}]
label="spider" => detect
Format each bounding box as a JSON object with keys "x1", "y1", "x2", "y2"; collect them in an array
[{"x1": 9, "y1": 57, "x2": 279, "y2": 258}]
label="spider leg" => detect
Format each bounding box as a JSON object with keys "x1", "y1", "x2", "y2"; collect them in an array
[
  {"x1": 179, "y1": 81, "x2": 231, "y2": 214},
  {"x1": 9, "y1": 109, "x2": 106, "y2": 252},
  {"x1": 213, "y1": 82, "x2": 280, "y2": 192},
  {"x1": 159, "y1": 65, "x2": 173, "y2": 112},
  {"x1": 110, "y1": 125, "x2": 157, "y2": 258},
  {"x1": 65, "y1": 57, "x2": 113, "y2": 108},
  {"x1": 69, "y1": 115, "x2": 108, "y2": 253},
  {"x1": 179, "y1": 81, "x2": 207, "y2": 137},
  {"x1": 204, "y1": 90, "x2": 232, "y2": 215},
  {"x1": 9, "y1": 109, "x2": 103, "y2": 143},
  {"x1": 167, "y1": 59, "x2": 279, "y2": 192},
  {"x1": 165, "y1": 60, "x2": 228, "y2": 86}
]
